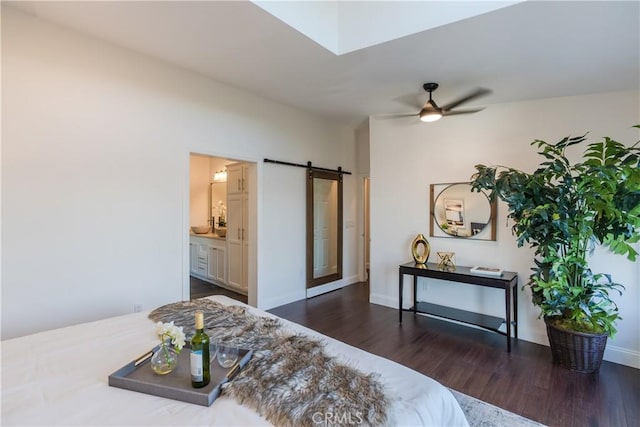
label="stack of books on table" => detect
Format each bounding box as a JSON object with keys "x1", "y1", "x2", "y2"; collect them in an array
[{"x1": 470, "y1": 266, "x2": 503, "y2": 277}]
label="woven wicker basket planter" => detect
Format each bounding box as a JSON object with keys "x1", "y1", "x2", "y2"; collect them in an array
[{"x1": 545, "y1": 318, "x2": 608, "y2": 373}]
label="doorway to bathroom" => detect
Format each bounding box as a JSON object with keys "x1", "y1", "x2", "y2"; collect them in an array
[{"x1": 188, "y1": 153, "x2": 255, "y2": 305}]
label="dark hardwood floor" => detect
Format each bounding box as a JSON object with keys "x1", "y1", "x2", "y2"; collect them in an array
[
  {"x1": 190, "y1": 276, "x2": 247, "y2": 304},
  {"x1": 269, "y1": 281, "x2": 639, "y2": 427}
]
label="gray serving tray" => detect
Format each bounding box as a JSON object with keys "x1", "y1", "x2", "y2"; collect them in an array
[{"x1": 108, "y1": 343, "x2": 253, "y2": 407}]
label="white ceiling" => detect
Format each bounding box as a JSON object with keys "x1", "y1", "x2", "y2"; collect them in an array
[{"x1": 8, "y1": 1, "x2": 640, "y2": 127}]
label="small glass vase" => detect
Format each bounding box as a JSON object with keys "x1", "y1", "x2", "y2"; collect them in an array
[{"x1": 150, "y1": 342, "x2": 178, "y2": 375}]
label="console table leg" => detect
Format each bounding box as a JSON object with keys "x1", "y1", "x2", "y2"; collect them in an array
[
  {"x1": 505, "y1": 288, "x2": 512, "y2": 353},
  {"x1": 413, "y1": 276, "x2": 418, "y2": 316},
  {"x1": 399, "y1": 270, "x2": 403, "y2": 323},
  {"x1": 513, "y1": 282, "x2": 518, "y2": 340}
]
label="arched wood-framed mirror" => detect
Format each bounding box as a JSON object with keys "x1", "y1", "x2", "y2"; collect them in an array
[
  {"x1": 307, "y1": 168, "x2": 343, "y2": 288},
  {"x1": 430, "y1": 182, "x2": 497, "y2": 241}
]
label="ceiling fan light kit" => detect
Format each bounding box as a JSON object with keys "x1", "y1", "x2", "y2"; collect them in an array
[
  {"x1": 398, "y1": 82, "x2": 491, "y2": 123},
  {"x1": 419, "y1": 109, "x2": 442, "y2": 122}
]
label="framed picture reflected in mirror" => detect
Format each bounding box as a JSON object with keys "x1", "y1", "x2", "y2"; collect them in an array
[{"x1": 430, "y1": 182, "x2": 496, "y2": 241}]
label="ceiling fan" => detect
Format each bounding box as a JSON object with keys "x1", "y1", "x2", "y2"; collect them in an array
[{"x1": 394, "y1": 83, "x2": 492, "y2": 122}]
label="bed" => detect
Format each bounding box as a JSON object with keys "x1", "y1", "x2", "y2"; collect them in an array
[{"x1": 1, "y1": 295, "x2": 468, "y2": 426}]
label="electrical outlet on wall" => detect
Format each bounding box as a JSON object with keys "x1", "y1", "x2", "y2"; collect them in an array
[{"x1": 133, "y1": 304, "x2": 143, "y2": 313}]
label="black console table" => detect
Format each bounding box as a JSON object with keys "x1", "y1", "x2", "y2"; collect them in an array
[{"x1": 399, "y1": 262, "x2": 518, "y2": 352}]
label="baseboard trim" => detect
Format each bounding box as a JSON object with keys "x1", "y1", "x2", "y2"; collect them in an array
[
  {"x1": 260, "y1": 290, "x2": 306, "y2": 311},
  {"x1": 306, "y1": 274, "x2": 359, "y2": 299},
  {"x1": 261, "y1": 274, "x2": 360, "y2": 311},
  {"x1": 370, "y1": 293, "x2": 640, "y2": 369},
  {"x1": 604, "y1": 344, "x2": 640, "y2": 369},
  {"x1": 370, "y1": 292, "x2": 397, "y2": 308}
]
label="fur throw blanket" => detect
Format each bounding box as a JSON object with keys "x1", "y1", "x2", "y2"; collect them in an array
[{"x1": 149, "y1": 299, "x2": 389, "y2": 426}]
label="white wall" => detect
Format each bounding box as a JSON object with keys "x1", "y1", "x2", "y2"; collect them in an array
[
  {"x1": 369, "y1": 90, "x2": 640, "y2": 368},
  {"x1": 1, "y1": 8, "x2": 358, "y2": 339}
]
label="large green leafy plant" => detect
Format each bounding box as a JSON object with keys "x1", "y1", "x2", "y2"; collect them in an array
[{"x1": 471, "y1": 128, "x2": 640, "y2": 336}]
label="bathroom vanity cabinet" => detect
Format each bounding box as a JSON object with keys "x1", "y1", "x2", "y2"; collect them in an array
[{"x1": 189, "y1": 234, "x2": 227, "y2": 288}]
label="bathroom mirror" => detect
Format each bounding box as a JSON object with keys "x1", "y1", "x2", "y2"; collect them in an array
[
  {"x1": 307, "y1": 169, "x2": 343, "y2": 288},
  {"x1": 430, "y1": 182, "x2": 496, "y2": 241}
]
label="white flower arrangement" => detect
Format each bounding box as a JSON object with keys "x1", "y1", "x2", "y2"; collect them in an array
[
  {"x1": 218, "y1": 200, "x2": 227, "y2": 225},
  {"x1": 155, "y1": 321, "x2": 186, "y2": 353}
]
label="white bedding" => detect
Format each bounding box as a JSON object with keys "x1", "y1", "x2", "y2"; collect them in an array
[{"x1": 1, "y1": 296, "x2": 468, "y2": 426}]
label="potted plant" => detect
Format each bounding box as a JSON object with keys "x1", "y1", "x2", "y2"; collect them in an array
[{"x1": 470, "y1": 127, "x2": 639, "y2": 373}]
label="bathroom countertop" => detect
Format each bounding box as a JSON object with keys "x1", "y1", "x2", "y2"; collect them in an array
[{"x1": 189, "y1": 232, "x2": 226, "y2": 241}]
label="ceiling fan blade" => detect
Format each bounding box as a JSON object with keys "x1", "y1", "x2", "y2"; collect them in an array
[
  {"x1": 393, "y1": 93, "x2": 424, "y2": 110},
  {"x1": 442, "y1": 108, "x2": 485, "y2": 116},
  {"x1": 375, "y1": 113, "x2": 419, "y2": 120},
  {"x1": 441, "y1": 88, "x2": 491, "y2": 111}
]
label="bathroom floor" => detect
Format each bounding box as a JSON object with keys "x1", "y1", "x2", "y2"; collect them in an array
[{"x1": 190, "y1": 276, "x2": 247, "y2": 304}]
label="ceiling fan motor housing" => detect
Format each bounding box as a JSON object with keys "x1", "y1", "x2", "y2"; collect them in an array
[{"x1": 423, "y1": 82, "x2": 439, "y2": 92}]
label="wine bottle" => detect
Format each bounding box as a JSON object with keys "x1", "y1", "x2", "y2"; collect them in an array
[{"x1": 190, "y1": 311, "x2": 210, "y2": 388}]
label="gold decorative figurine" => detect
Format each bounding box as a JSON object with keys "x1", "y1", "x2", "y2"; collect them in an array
[
  {"x1": 411, "y1": 234, "x2": 430, "y2": 264},
  {"x1": 437, "y1": 251, "x2": 456, "y2": 270}
]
